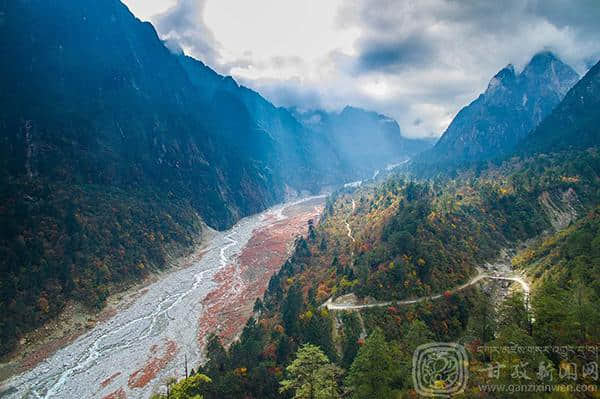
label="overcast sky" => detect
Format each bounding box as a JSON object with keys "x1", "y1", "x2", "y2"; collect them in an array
[{"x1": 122, "y1": 0, "x2": 600, "y2": 138}]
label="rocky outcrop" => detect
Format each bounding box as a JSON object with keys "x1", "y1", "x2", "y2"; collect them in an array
[{"x1": 538, "y1": 188, "x2": 580, "y2": 230}]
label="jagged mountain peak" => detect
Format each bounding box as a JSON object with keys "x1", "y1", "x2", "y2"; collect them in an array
[
  {"x1": 495, "y1": 63, "x2": 516, "y2": 81},
  {"x1": 486, "y1": 64, "x2": 517, "y2": 94},
  {"x1": 520, "y1": 58, "x2": 600, "y2": 153},
  {"x1": 340, "y1": 105, "x2": 373, "y2": 117},
  {"x1": 526, "y1": 50, "x2": 561, "y2": 69},
  {"x1": 417, "y1": 51, "x2": 580, "y2": 166},
  {"x1": 521, "y1": 51, "x2": 579, "y2": 98}
]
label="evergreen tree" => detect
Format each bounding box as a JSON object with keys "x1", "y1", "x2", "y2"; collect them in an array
[
  {"x1": 403, "y1": 319, "x2": 434, "y2": 354},
  {"x1": 280, "y1": 344, "x2": 342, "y2": 399},
  {"x1": 340, "y1": 313, "x2": 362, "y2": 369},
  {"x1": 467, "y1": 290, "x2": 496, "y2": 344},
  {"x1": 277, "y1": 335, "x2": 293, "y2": 364},
  {"x1": 205, "y1": 334, "x2": 229, "y2": 375},
  {"x1": 283, "y1": 283, "x2": 303, "y2": 337},
  {"x1": 497, "y1": 291, "x2": 530, "y2": 333},
  {"x1": 398, "y1": 320, "x2": 434, "y2": 390},
  {"x1": 345, "y1": 328, "x2": 399, "y2": 399}
]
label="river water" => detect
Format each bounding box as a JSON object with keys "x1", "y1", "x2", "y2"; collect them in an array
[{"x1": 1, "y1": 197, "x2": 323, "y2": 399}]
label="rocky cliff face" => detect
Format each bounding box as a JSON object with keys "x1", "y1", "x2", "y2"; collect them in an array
[
  {"x1": 421, "y1": 52, "x2": 579, "y2": 165},
  {"x1": 520, "y1": 59, "x2": 600, "y2": 154}
]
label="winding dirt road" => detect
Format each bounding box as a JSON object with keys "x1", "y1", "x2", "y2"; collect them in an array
[{"x1": 324, "y1": 267, "x2": 530, "y2": 311}]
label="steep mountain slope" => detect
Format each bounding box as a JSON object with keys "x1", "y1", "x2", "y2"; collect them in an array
[
  {"x1": 0, "y1": 0, "x2": 351, "y2": 356},
  {"x1": 520, "y1": 59, "x2": 600, "y2": 154},
  {"x1": 0, "y1": 0, "x2": 266, "y2": 356},
  {"x1": 0, "y1": 0, "x2": 282, "y2": 229},
  {"x1": 292, "y1": 106, "x2": 433, "y2": 174},
  {"x1": 178, "y1": 56, "x2": 349, "y2": 192},
  {"x1": 419, "y1": 52, "x2": 579, "y2": 166}
]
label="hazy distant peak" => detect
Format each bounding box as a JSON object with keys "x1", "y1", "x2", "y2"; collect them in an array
[
  {"x1": 340, "y1": 105, "x2": 368, "y2": 116},
  {"x1": 526, "y1": 50, "x2": 560, "y2": 68},
  {"x1": 339, "y1": 105, "x2": 390, "y2": 121},
  {"x1": 221, "y1": 75, "x2": 240, "y2": 91}
]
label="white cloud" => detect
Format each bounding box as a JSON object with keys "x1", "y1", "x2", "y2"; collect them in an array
[
  {"x1": 121, "y1": 0, "x2": 178, "y2": 21},
  {"x1": 120, "y1": 0, "x2": 600, "y2": 138}
]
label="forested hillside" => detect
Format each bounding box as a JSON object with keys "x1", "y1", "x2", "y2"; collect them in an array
[
  {"x1": 0, "y1": 0, "x2": 419, "y2": 357},
  {"x1": 155, "y1": 147, "x2": 600, "y2": 398},
  {"x1": 0, "y1": 0, "x2": 279, "y2": 356}
]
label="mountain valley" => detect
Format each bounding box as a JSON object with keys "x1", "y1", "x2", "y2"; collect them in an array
[{"x1": 1, "y1": 1, "x2": 599, "y2": 398}]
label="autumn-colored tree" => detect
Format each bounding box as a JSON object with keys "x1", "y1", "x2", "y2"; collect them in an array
[{"x1": 150, "y1": 373, "x2": 211, "y2": 399}]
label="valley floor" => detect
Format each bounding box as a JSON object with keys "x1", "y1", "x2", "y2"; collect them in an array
[{"x1": 0, "y1": 196, "x2": 324, "y2": 399}]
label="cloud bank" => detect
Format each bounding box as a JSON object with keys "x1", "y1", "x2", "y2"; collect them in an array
[{"x1": 121, "y1": 0, "x2": 600, "y2": 138}]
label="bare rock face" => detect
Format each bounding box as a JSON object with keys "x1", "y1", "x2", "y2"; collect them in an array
[{"x1": 538, "y1": 188, "x2": 581, "y2": 230}]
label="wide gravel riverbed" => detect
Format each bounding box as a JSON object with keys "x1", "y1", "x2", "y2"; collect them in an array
[{"x1": 1, "y1": 196, "x2": 324, "y2": 399}]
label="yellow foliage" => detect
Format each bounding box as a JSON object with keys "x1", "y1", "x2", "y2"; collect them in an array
[
  {"x1": 300, "y1": 310, "x2": 313, "y2": 321},
  {"x1": 427, "y1": 211, "x2": 437, "y2": 222},
  {"x1": 340, "y1": 276, "x2": 357, "y2": 288},
  {"x1": 167, "y1": 373, "x2": 211, "y2": 399},
  {"x1": 512, "y1": 249, "x2": 535, "y2": 267},
  {"x1": 434, "y1": 380, "x2": 446, "y2": 389}
]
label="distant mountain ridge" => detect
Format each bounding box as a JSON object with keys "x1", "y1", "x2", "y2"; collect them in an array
[
  {"x1": 418, "y1": 52, "x2": 579, "y2": 166},
  {"x1": 176, "y1": 55, "x2": 353, "y2": 194},
  {"x1": 290, "y1": 106, "x2": 433, "y2": 174}
]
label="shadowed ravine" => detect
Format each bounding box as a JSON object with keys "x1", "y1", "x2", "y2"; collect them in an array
[{"x1": 1, "y1": 196, "x2": 325, "y2": 399}]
